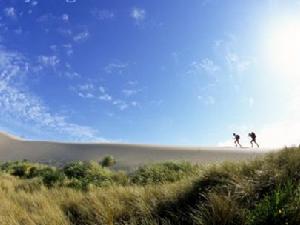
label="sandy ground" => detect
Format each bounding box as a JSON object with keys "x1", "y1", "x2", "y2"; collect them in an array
[{"x1": 0, "y1": 132, "x2": 277, "y2": 170}]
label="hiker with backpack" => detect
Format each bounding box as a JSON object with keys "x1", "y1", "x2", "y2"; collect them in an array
[
  {"x1": 248, "y1": 132, "x2": 259, "y2": 148},
  {"x1": 233, "y1": 133, "x2": 242, "y2": 147}
]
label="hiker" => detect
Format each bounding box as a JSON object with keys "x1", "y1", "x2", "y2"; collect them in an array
[
  {"x1": 248, "y1": 132, "x2": 259, "y2": 148},
  {"x1": 233, "y1": 133, "x2": 242, "y2": 147}
]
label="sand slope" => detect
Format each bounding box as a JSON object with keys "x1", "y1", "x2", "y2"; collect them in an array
[{"x1": 0, "y1": 132, "x2": 274, "y2": 170}]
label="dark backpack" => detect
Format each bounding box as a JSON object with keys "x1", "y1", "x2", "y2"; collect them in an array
[
  {"x1": 251, "y1": 132, "x2": 256, "y2": 139},
  {"x1": 235, "y1": 135, "x2": 240, "y2": 140}
]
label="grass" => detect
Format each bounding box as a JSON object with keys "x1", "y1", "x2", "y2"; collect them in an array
[{"x1": 0, "y1": 147, "x2": 300, "y2": 224}]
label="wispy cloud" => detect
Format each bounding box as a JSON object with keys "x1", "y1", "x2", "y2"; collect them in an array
[
  {"x1": 130, "y1": 7, "x2": 146, "y2": 23},
  {"x1": 214, "y1": 35, "x2": 254, "y2": 74},
  {"x1": 199, "y1": 58, "x2": 219, "y2": 74},
  {"x1": 72, "y1": 83, "x2": 113, "y2": 102},
  {"x1": 104, "y1": 62, "x2": 128, "y2": 74},
  {"x1": 38, "y1": 55, "x2": 60, "y2": 67},
  {"x1": 226, "y1": 52, "x2": 252, "y2": 73},
  {"x1": 189, "y1": 58, "x2": 219, "y2": 75},
  {"x1": 37, "y1": 13, "x2": 56, "y2": 23},
  {"x1": 122, "y1": 89, "x2": 140, "y2": 97},
  {"x1": 62, "y1": 44, "x2": 74, "y2": 56},
  {"x1": 4, "y1": 7, "x2": 17, "y2": 19},
  {"x1": 197, "y1": 95, "x2": 216, "y2": 105},
  {"x1": 112, "y1": 100, "x2": 128, "y2": 111},
  {"x1": 0, "y1": 46, "x2": 99, "y2": 140},
  {"x1": 91, "y1": 9, "x2": 115, "y2": 20},
  {"x1": 72, "y1": 81, "x2": 140, "y2": 111},
  {"x1": 73, "y1": 31, "x2": 89, "y2": 43},
  {"x1": 62, "y1": 14, "x2": 69, "y2": 22}
]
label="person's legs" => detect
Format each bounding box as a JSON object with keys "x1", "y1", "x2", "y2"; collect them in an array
[
  {"x1": 237, "y1": 140, "x2": 242, "y2": 147},
  {"x1": 253, "y1": 138, "x2": 259, "y2": 148},
  {"x1": 254, "y1": 139, "x2": 259, "y2": 148},
  {"x1": 250, "y1": 140, "x2": 254, "y2": 148}
]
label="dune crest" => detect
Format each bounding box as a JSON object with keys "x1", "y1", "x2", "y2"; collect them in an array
[{"x1": 0, "y1": 131, "x2": 274, "y2": 169}]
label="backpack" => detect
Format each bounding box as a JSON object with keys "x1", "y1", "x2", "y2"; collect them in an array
[
  {"x1": 251, "y1": 132, "x2": 256, "y2": 139},
  {"x1": 235, "y1": 135, "x2": 240, "y2": 140}
]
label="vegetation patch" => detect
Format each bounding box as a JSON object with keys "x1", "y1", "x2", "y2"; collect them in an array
[{"x1": 1, "y1": 148, "x2": 300, "y2": 224}]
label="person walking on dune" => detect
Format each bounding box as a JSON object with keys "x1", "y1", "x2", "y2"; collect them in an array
[
  {"x1": 249, "y1": 132, "x2": 259, "y2": 148},
  {"x1": 233, "y1": 133, "x2": 242, "y2": 147}
]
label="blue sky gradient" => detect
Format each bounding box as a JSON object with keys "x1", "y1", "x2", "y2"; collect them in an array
[{"x1": 1, "y1": 0, "x2": 300, "y2": 146}]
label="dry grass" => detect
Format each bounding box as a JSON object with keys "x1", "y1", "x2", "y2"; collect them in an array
[
  {"x1": 0, "y1": 174, "x2": 193, "y2": 225},
  {"x1": 1, "y1": 147, "x2": 300, "y2": 225}
]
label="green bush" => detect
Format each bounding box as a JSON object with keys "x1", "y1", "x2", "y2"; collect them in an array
[
  {"x1": 100, "y1": 155, "x2": 116, "y2": 167},
  {"x1": 246, "y1": 183, "x2": 300, "y2": 225},
  {"x1": 42, "y1": 169, "x2": 65, "y2": 187},
  {"x1": 130, "y1": 161, "x2": 201, "y2": 185},
  {"x1": 63, "y1": 161, "x2": 113, "y2": 188}
]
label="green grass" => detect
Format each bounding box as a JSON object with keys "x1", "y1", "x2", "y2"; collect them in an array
[{"x1": 1, "y1": 147, "x2": 300, "y2": 224}]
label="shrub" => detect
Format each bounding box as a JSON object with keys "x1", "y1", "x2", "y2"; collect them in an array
[
  {"x1": 130, "y1": 161, "x2": 201, "y2": 185},
  {"x1": 246, "y1": 182, "x2": 300, "y2": 225},
  {"x1": 42, "y1": 169, "x2": 65, "y2": 187},
  {"x1": 100, "y1": 155, "x2": 116, "y2": 168},
  {"x1": 63, "y1": 161, "x2": 113, "y2": 188},
  {"x1": 11, "y1": 164, "x2": 30, "y2": 177}
]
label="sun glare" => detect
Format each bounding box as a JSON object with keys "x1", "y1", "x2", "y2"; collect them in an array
[{"x1": 264, "y1": 17, "x2": 300, "y2": 79}]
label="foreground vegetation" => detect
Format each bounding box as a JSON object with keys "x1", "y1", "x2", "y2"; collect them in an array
[{"x1": 0, "y1": 147, "x2": 300, "y2": 225}]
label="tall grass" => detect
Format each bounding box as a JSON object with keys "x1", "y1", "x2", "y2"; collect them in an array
[{"x1": 0, "y1": 147, "x2": 300, "y2": 225}]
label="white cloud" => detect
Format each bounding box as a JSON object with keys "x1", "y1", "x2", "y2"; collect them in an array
[
  {"x1": 37, "y1": 13, "x2": 56, "y2": 23},
  {"x1": 122, "y1": 89, "x2": 140, "y2": 97},
  {"x1": 198, "y1": 95, "x2": 216, "y2": 105},
  {"x1": 189, "y1": 58, "x2": 219, "y2": 75},
  {"x1": 131, "y1": 101, "x2": 138, "y2": 107},
  {"x1": 113, "y1": 100, "x2": 128, "y2": 111},
  {"x1": 226, "y1": 52, "x2": 252, "y2": 73},
  {"x1": 130, "y1": 7, "x2": 146, "y2": 23},
  {"x1": 78, "y1": 83, "x2": 94, "y2": 91},
  {"x1": 91, "y1": 9, "x2": 114, "y2": 20},
  {"x1": 0, "y1": 46, "x2": 99, "y2": 140},
  {"x1": 38, "y1": 55, "x2": 60, "y2": 67},
  {"x1": 214, "y1": 35, "x2": 254, "y2": 74},
  {"x1": 62, "y1": 44, "x2": 74, "y2": 56},
  {"x1": 128, "y1": 80, "x2": 138, "y2": 86},
  {"x1": 14, "y1": 28, "x2": 23, "y2": 35},
  {"x1": 4, "y1": 7, "x2": 16, "y2": 18},
  {"x1": 104, "y1": 62, "x2": 128, "y2": 74},
  {"x1": 62, "y1": 14, "x2": 69, "y2": 22},
  {"x1": 72, "y1": 82, "x2": 140, "y2": 110},
  {"x1": 200, "y1": 58, "x2": 219, "y2": 74},
  {"x1": 31, "y1": 1, "x2": 38, "y2": 6},
  {"x1": 78, "y1": 92, "x2": 94, "y2": 99},
  {"x1": 73, "y1": 31, "x2": 89, "y2": 42},
  {"x1": 74, "y1": 83, "x2": 112, "y2": 102},
  {"x1": 99, "y1": 94, "x2": 112, "y2": 101}
]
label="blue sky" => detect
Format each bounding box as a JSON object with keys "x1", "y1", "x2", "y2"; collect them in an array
[{"x1": 1, "y1": 0, "x2": 300, "y2": 147}]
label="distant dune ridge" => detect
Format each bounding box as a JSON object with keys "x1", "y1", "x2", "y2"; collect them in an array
[{"x1": 0, "y1": 131, "x2": 275, "y2": 169}]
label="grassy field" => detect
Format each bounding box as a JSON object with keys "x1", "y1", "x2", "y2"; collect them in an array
[{"x1": 0, "y1": 147, "x2": 300, "y2": 225}]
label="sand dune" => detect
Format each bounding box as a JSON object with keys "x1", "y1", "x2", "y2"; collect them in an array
[{"x1": 0, "y1": 132, "x2": 276, "y2": 170}]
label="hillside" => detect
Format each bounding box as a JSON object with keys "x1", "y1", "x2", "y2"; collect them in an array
[{"x1": 0, "y1": 132, "x2": 271, "y2": 169}]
